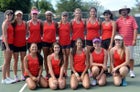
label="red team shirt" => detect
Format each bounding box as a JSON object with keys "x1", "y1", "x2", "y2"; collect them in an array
[
  {"x1": 2, "y1": 23, "x2": 14, "y2": 44},
  {"x1": 113, "y1": 50, "x2": 125, "y2": 68},
  {"x1": 101, "y1": 22, "x2": 112, "y2": 40},
  {"x1": 42, "y1": 21, "x2": 56, "y2": 43},
  {"x1": 51, "y1": 54, "x2": 61, "y2": 76},
  {"x1": 59, "y1": 22, "x2": 71, "y2": 46},
  {"x1": 24, "y1": 54, "x2": 40, "y2": 77},
  {"x1": 13, "y1": 22, "x2": 26, "y2": 47},
  {"x1": 28, "y1": 21, "x2": 41, "y2": 43},
  {"x1": 73, "y1": 51, "x2": 86, "y2": 72},
  {"x1": 92, "y1": 48, "x2": 105, "y2": 66},
  {"x1": 86, "y1": 21, "x2": 100, "y2": 40},
  {"x1": 71, "y1": 20, "x2": 85, "y2": 40}
]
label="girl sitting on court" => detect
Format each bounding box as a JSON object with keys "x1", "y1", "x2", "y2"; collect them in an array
[
  {"x1": 24, "y1": 43, "x2": 48, "y2": 90},
  {"x1": 110, "y1": 34, "x2": 130, "y2": 86},
  {"x1": 47, "y1": 42, "x2": 66, "y2": 90},
  {"x1": 70, "y1": 38, "x2": 90, "y2": 89},
  {"x1": 90, "y1": 38, "x2": 108, "y2": 86}
]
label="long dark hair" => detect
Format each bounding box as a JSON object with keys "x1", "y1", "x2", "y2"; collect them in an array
[
  {"x1": 103, "y1": 10, "x2": 113, "y2": 20},
  {"x1": 11, "y1": 17, "x2": 17, "y2": 29},
  {"x1": 72, "y1": 38, "x2": 83, "y2": 56},
  {"x1": 90, "y1": 47, "x2": 95, "y2": 53},
  {"x1": 37, "y1": 52, "x2": 43, "y2": 66},
  {"x1": 29, "y1": 43, "x2": 43, "y2": 66},
  {"x1": 52, "y1": 42, "x2": 64, "y2": 66},
  {"x1": 89, "y1": 7, "x2": 97, "y2": 17}
]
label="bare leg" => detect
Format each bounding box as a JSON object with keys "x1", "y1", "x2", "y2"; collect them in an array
[
  {"x1": 26, "y1": 78, "x2": 37, "y2": 90},
  {"x1": 13, "y1": 52, "x2": 19, "y2": 76},
  {"x1": 82, "y1": 73, "x2": 90, "y2": 89},
  {"x1": 70, "y1": 74, "x2": 78, "y2": 90}
]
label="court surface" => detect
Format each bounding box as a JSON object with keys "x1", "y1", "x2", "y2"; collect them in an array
[{"x1": 0, "y1": 66, "x2": 140, "y2": 92}]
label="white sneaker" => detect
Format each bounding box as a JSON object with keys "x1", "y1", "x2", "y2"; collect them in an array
[
  {"x1": 14, "y1": 76, "x2": 20, "y2": 82},
  {"x1": 91, "y1": 79, "x2": 97, "y2": 86},
  {"x1": 21, "y1": 75, "x2": 25, "y2": 81},
  {"x1": 6, "y1": 77, "x2": 15, "y2": 83},
  {"x1": 1, "y1": 79, "x2": 13, "y2": 84},
  {"x1": 130, "y1": 71, "x2": 135, "y2": 78}
]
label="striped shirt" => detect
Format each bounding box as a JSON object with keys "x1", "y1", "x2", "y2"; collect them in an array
[{"x1": 116, "y1": 16, "x2": 138, "y2": 46}]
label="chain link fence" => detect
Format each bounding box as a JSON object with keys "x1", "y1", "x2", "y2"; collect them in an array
[{"x1": 0, "y1": 12, "x2": 140, "y2": 70}]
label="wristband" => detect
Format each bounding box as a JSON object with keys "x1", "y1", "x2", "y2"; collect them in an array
[{"x1": 75, "y1": 73, "x2": 79, "y2": 77}]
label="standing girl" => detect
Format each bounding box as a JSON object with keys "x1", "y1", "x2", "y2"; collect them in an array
[
  {"x1": 70, "y1": 8, "x2": 85, "y2": 48},
  {"x1": 70, "y1": 38, "x2": 90, "y2": 89},
  {"x1": 101, "y1": 10, "x2": 116, "y2": 50},
  {"x1": 24, "y1": 43, "x2": 48, "y2": 90},
  {"x1": 42, "y1": 11, "x2": 58, "y2": 77},
  {"x1": 86, "y1": 7, "x2": 100, "y2": 53},
  {"x1": 47, "y1": 42, "x2": 66, "y2": 90},
  {"x1": 1, "y1": 10, "x2": 15, "y2": 84},
  {"x1": 12, "y1": 10, "x2": 26, "y2": 82},
  {"x1": 90, "y1": 38, "x2": 108, "y2": 86},
  {"x1": 58, "y1": 11, "x2": 71, "y2": 76},
  {"x1": 27, "y1": 8, "x2": 42, "y2": 52},
  {"x1": 101, "y1": 10, "x2": 116, "y2": 75},
  {"x1": 110, "y1": 34, "x2": 130, "y2": 86}
]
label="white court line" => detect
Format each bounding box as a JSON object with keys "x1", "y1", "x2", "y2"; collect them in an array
[
  {"x1": 0, "y1": 65, "x2": 2, "y2": 70},
  {"x1": 19, "y1": 83, "x2": 27, "y2": 92}
]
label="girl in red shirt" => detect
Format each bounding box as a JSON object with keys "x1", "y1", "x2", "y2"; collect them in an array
[
  {"x1": 12, "y1": 10, "x2": 26, "y2": 82},
  {"x1": 70, "y1": 8, "x2": 86, "y2": 48},
  {"x1": 86, "y1": 7, "x2": 101, "y2": 53},
  {"x1": 58, "y1": 11, "x2": 71, "y2": 76},
  {"x1": 42, "y1": 11, "x2": 58, "y2": 77},
  {"x1": 47, "y1": 42, "x2": 66, "y2": 90},
  {"x1": 24, "y1": 43, "x2": 48, "y2": 90},
  {"x1": 110, "y1": 34, "x2": 129, "y2": 86},
  {"x1": 70, "y1": 38, "x2": 90, "y2": 89},
  {"x1": 27, "y1": 8, "x2": 42, "y2": 52},
  {"x1": 101, "y1": 10, "x2": 116, "y2": 76},
  {"x1": 1, "y1": 10, "x2": 15, "y2": 84},
  {"x1": 101, "y1": 10, "x2": 116, "y2": 50},
  {"x1": 90, "y1": 38, "x2": 107, "y2": 86}
]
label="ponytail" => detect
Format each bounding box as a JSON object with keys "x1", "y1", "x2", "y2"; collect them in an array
[{"x1": 36, "y1": 52, "x2": 43, "y2": 66}]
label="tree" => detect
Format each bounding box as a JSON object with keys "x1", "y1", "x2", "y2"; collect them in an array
[
  {"x1": 31, "y1": 0, "x2": 54, "y2": 13},
  {"x1": 56, "y1": 0, "x2": 104, "y2": 13},
  {"x1": 131, "y1": 0, "x2": 140, "y2": 14},
  {"x1": 56, "y1": 0, "x2": 104, "y2": 18},
  {"x1": 0, "y1": 0, "x2": 31, "y2": 13},
  {"x1": 56, "y1": 0, "x2": 82, "y2": 12}
]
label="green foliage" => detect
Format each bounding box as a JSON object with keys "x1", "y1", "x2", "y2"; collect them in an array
[
  {"x1": 32, "y1": 0, "x2": 54, "y2": 13},
  {"x1": 0, "y1": 0, "x2": 31, "y2": 13},
  {"x1": 56, "y1": 0, "x2": 104, "y2": 14},
  {"x1": 56, "y1": 0, "x2": 82, "y2": 12}
]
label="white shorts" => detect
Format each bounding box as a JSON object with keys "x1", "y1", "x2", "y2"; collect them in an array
[{"x1": 127, "y1": 46, "x2": 134, "y2": 59}]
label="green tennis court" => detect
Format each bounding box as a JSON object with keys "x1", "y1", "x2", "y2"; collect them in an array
[
  {"x1": 0, "y1": 37, "x2": 140, "y2": 92},
  {"x1": 0, "y1": 66, "x2": 140, "y2": 92}
]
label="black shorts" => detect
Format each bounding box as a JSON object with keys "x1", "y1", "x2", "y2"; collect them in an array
[
  {"x1": 86, "y1": 40, "x2": 93, "y2": 46},
  {"x1": 114, "y1": 65, "x2": 130, "y2": 74},
  {"x1": 27, "y1": 42, "x2": 42, "y2": 50},
  {"x1": 42, "y1": 42, "x2": 53, "y2": 48},
  {"x1": 13, "y1": 45, "x2": 27, "y2": 52},
  {"x1": 90, "y1": 66, "x2": 108, "y2": 75},
  {"x1": 71, "y1": 71, "x2": 88, "y2": 76},
  {"x1": 47, "y1": 74, "x2": 66, "y2": 79},
  {"x1": 101, "y1": 38, "x2": 111, "y2": 50},
  {"x1": 1, "y1": 42, "x2": 14, "y2": 51},
  {"x1": 71, "y1": 40, "x2": 85, "y2": 48},
  {"x1": 61, "y1": 44, "x2": 71, "y2": 49}
]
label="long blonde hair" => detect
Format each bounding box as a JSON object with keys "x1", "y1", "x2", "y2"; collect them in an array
[
  {"x1": 74, "y1": 8, "x2": 82, "y2": 21},
  {"x1": 115, "y1": 34, "x2": 125, "y2": 59}
]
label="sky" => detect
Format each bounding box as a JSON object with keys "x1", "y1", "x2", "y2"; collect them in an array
[{"x1": 51, "y1": 0, "x2": 137, "y2": 11}]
